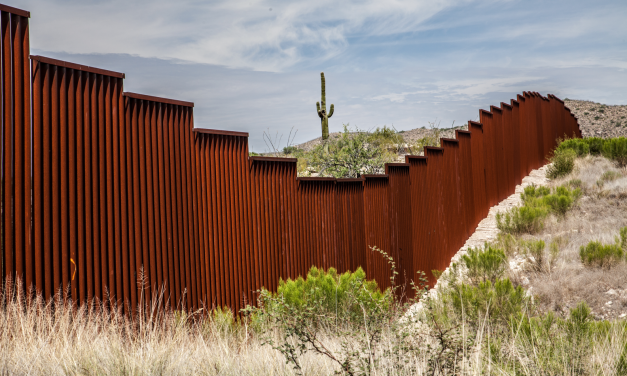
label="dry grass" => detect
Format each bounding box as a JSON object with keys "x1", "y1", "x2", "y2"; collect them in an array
[
  {"x1": 0, "y1": 280, "x2": 344, "y2": 375},
  {"x1": 511, "y1": 156, "x2": 627, "y2": 319}
]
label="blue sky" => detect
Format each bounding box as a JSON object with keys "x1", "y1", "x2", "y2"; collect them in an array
[{"x1": 13, "y1": 0, "x2": 627, "y2": 150}]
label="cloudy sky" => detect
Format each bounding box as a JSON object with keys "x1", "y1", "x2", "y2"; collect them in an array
[{"x1": 13, "y1": 0, "x2": 627, "y2": 150}]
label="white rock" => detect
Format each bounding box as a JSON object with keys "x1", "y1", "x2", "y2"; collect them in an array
[
  {"x1": 521, "y1": 276, "x2": 530, "y2": 286},
  {"x1": 606, "y1": 289, "x2": 618, "y2": 295},
  {"x1": 620, "y1": 313, "x2": 626, "y2": 318},
  {"x1": 606, "y1": 301, "x2": 613, "y2": 306}
]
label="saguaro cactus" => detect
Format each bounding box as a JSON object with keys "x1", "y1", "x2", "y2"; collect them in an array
[{"x1": 316, "y1": 72, "x2": 334, "y2": 140}]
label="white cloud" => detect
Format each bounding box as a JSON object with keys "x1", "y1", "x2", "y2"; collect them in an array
[{"x1": 19, "y1": 0, "x2": 473, "y2": 71}]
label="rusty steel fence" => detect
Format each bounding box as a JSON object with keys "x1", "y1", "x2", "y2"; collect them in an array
[{"x1": 1, "y1": 3, "x2": 582, "y2": 314}]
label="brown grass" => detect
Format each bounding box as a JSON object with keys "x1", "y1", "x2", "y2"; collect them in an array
[{"x1": 511, "y1": 156, "x2": 627, "y2": 319}]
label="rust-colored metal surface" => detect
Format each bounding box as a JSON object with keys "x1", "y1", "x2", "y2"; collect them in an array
[{"x1": 1, "y1": 2, "x2": 583, "y2": 313}]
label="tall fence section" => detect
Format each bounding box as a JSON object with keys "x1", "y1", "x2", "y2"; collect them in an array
[{"x1": 1, "y1": 4, "x2": 582, "y2": 314}]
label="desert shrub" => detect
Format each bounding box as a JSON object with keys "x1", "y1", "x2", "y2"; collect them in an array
[
  {"x1": 621, "y1": 227, "x2": 627, "y2": 250},
  {"x1": 306, "y1": 124, "x2": 397, "y2": 178},
  {"x1": 461, "y1": 245, "x2": 507, "y2": 284},
  {"x1": 521, "y1": 239, "x2": 546, "y2": 271},
  {"x1": 557, "y1": 138, "x2": 590, "y2": 157},
  {"x1": 542, "y1": 185, "x2": 580, "y2": 215},
  {"x1": 447, "y1": 278, "x2": 528, "y2": 328},
  {"x1": 602, "y1": 137, "x2": 627, "y2": 167},
  {"x1": 512, "y1": 302, "x2": 594, "y2": 375},
  {"x1": 282, "y1": 145, "x2": 299, "y2": 155},
  {"x1": 547, "y1": 148, "x2": 576, "y2": 179},
  {"x1": 497, "y1": 184, "x2": 580, "y2": 234},
  {"x1": 497, "y1": 205, "x2": 549, "y2": 234},
  {"x1": 598, "y1": 170, "x2": 623, "y2": 188},
  {"x1": 261, "y1": 265, "x2": 389, "y2": 324},
  {"x1": 579, "y1": 240, "x2": 624, "y2": 268},
  {"x1": 568, "y1": 178, "x2": 582, "y2": 188},
  {"x1": 367, "y1": 125, "x2": 406, "y2": 153},
  {"x1": 549, "y1": 236, "x2": 567, "y2": 269},
  {"x1": 521, "y1": 185, "x2": 551, "y2": 201}
]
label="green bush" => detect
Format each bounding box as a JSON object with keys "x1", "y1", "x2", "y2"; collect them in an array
[
  {"x1": 282, "y1": 146, "x2": 299, "y2": 155},
  {"x1": 602, "y1": 137, "x2": 627, "y2": 167},
  {"x1": 462, "y1": 245, "x2": 507, "y2": 284},
  {"x1": 521, "y1": 239, "x2": 546, "y2": 271},
  {"x1": 512, "y1": 302, "x2": 594, "y2": 375},
  {"x1": 497, "y1": 184, "x2": 580, "y2": 234},
  {"x1": 448, "y1": 278, "x2": 528, "y2": 328},
  {"x1": 306, "y1": 124, "x2": 397, "y2": 178},
  {"x1": 621, "y1": 227, "x2": 627, "y2": 250},
  {"x1": 259, "y1": 266, "x2": 389, "y2": 324},
  {"x1": 496, "y1": 205, "x2": 549, "y2": 234},
  {"x1": 547, "y1": 148, "x2": 577, "y2": 179},
  {"x1": 579, "y1": 240, "x2": 624, "y2": 268}
]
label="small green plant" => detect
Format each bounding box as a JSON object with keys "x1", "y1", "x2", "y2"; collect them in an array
[
  {"x1": 431, "y1": 269, "x2": 443, "y2": 280},
  {"x1": 549, "y1": 236, "x2": 567, "y2": 270},
  {"x1": 584, "y1": 111, "x2": 589, "y2": 115},
  {"x1": 521, "y1": 239, "x2": 546, "y2": 271},
  {"x1": 282, "y1": 145, "x2": 299, "y2": 155},
  {"x1": 595, "y1": 116, "x2": 600, "y2": 120},
  {"x1": 579, "y1": 240, "x2": 624, "y2": 268},
  {"x1": 461, "y1": 245, "x2": 507, "y2": 284},
  {"x1": 601, "y1": 170, "x2": 621, "y2": 182},
  {"x1": 547, "y1": 148, "x2": 576, "y2": 179},
  {"x1": 448, "y1": 278, "x2": 528, "y2": 328},
  {"x1": 267, "y1": 265, "x2": 389, "y2": 323},
  {"x1": 497, "y1": 205, "x2": 548, "y2": 234},
  {"x1": 602, "y1": 137, "x2": 627, "y2": 167},
  {"x1": 497, "y1": 184, "x2": 580, "y2": 234},
  {"x1": 568, "y1": 178, "x2": 582, "y2": 188}
]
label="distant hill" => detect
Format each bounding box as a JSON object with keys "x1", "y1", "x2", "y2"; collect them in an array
[{"x1": 565, "y1": 99, "x2": 627, "y2": 138}]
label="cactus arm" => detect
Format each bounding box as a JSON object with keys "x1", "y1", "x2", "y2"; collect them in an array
[
  {"x1": 328, "y1": 104, "x2": 334, "y2": 118},
  {"x1": 317, "y1": 102, "x2": 323, "y2": 118}
]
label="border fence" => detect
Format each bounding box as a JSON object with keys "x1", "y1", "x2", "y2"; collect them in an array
[{"x1": 1, "y1": 3, "x2": 581, "y2": 315}]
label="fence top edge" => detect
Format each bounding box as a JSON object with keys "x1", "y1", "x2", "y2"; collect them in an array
[
  {"x1": 30, "y1": 55, "x2": 125, "y2": 78},
  {"x1": 456, "y1": 129, "x2": 471, "y2": 136},
  {"x1": 336, "y1": 178, "x2": 364, "y2": 183},
  {"x1": 479, "y1": 109, "x2": 493, "y2": 117},
  {"x1": 386, "y1": 162, "x2": 410, "y2": 167},
  {"x1": 0, "y1": 4, "x2": 29, "y2": 17},
  {"x1": 363, "y1": 174, "x2": 389, "y2": 179},
  {"x1": 124, "y1": 92, "x2": 194, "y2": 107},
  {"x1": 193, "y1": 128, "x2": 249, "y2": 137},
  {"x1": 468, "y1": 120, "x2": 483, "y2": 128},
  {"x1": 490, "y1": 105, "x2": 503, "y2": 113},
  {"x1": 441, "y1": 137, "x2": 459, "y2": 144},
  {"x1": 405, "y1": 155, "x2": 427, "y2": 161},
  {"x1": 424, "y1": 146, "x2": 444, "y2": 153},
  {"x1": 500, "y1": 101, "x2": 512, "y2": 110},
  {"x1": 297, "y1": 177, "x2": 336, "y2": 182},
  {"x1": 250, "y1": 156, "x2": 297, "y2": 163},
  {"x1": 517, "y1": 94, "x2": 526, "y2": 101},
  {"x1": 511, "y1": 99, "x2": 519, "y2": 106}
]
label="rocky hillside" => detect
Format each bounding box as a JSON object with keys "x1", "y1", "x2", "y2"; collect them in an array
[{"x1": 565, "y1": 99, "x2": 627, "y2": 138}]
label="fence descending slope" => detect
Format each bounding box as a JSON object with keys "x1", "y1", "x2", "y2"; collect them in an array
[{"x1": 1, "y1": 3, "x2": 582, "y2": 315}]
